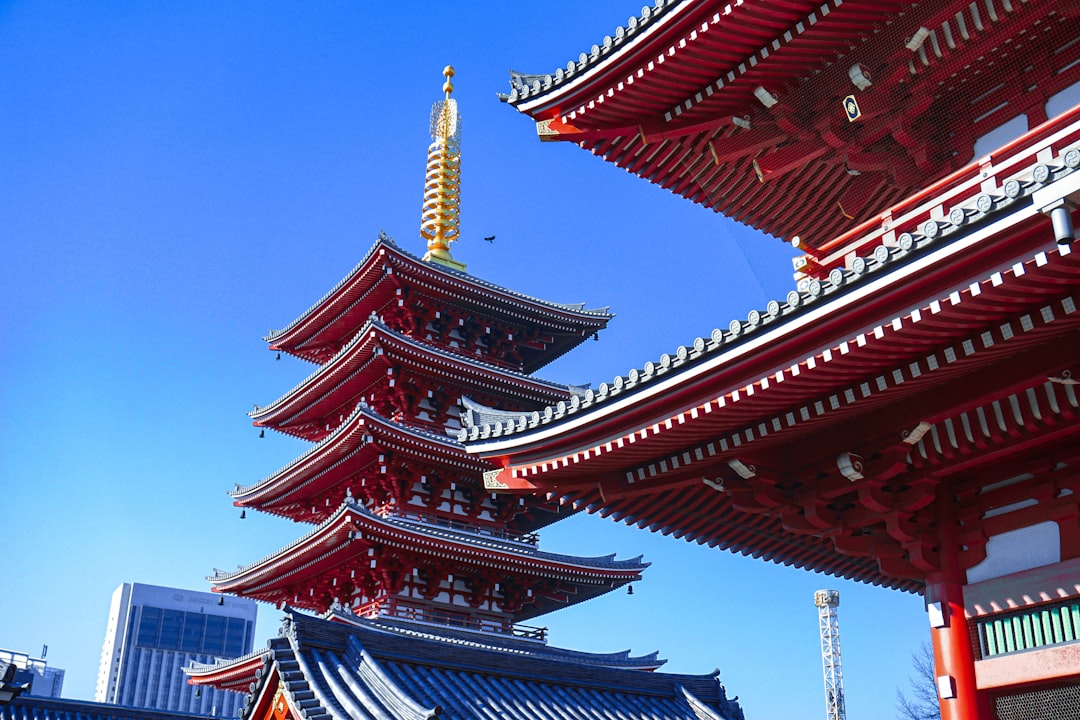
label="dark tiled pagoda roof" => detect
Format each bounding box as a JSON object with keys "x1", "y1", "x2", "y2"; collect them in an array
[
  {"x1": 233, "y1": 400, "x2": 570, "y2": 532},
  {"x1": 317, "y1": 606, "x2": 666, "y2": 670},
  {"x1": 211, "y1": 499, "x2": 647, "y2": 585},
  {"x1": 209, "y1": 611, "x2": 744, "y2": 720},
  {"x1": 2, "y1": 697, "x2": 201, "y2": 720}
]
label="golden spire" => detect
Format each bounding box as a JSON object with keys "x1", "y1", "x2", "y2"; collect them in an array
[{"x1": 421, "y1": 65, "x2": 466, "y2": 271}]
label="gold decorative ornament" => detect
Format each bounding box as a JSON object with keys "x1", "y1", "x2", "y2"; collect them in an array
[{"x1": 421, "y1": 66, "x2": 466, "y2": 271}]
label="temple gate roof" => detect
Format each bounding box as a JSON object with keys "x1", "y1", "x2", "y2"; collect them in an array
[
  {"x1": 462, "y1": 107, "x2": 1080, "y2": 592},
  {"x1": 188, "y1": 611, "x2": 744, "y2": 720}
]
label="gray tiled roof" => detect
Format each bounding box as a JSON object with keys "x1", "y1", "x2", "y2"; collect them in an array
[
  {"x1": 237, "y1": 611, "x2": 744, "y2": 720},
  {"x1": 2, "y1": 697, "x2": 202, "y2": 720},
  {"x1": 459, "y1": 147, "x2": 1080, "y2": 444},
  {"x1": 319, "y1": 608, "x2": 666, "y2": 669},
  {"x1": 501, "y1": 0, "x2": 685, "y2": 105}
]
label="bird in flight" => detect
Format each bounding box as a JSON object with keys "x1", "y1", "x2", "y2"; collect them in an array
[{"x1": 483, "y1": 235, "x2": 495, "y2": 243}]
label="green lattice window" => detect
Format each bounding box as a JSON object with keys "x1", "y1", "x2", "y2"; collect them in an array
[{"x1": 976, "y1": 599, "x2": 1080, "y2": 658}]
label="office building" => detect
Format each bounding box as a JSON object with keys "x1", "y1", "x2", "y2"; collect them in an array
[{"x1": 96, "y1": 583, "x2": 256, "y2": 716}]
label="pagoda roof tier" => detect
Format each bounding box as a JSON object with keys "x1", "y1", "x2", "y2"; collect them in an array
[
  {"x1": 266, "y1": 234, "x2": 612, "y2": 371},
  {"x1": 251, "y1": 315, "x2": 576, "y2": 441},
  {"x1": 235, "y1": 402, "x2": 487, "y2": 518},
  {"x1": 189, "y1": 611, "x2": 743, "y2": 720},
  {"x1": 502, "y1": 0, "x2": 1080, "y2": 255},
  {"x1": 233, "y1": 401, "x2": 565, "y2": 533},
  {"x1": 209, "y1": 500, "x2": 646, "y2": 620},
  {"x1": 319, "y1": 607, "x2": 667, "y2": 669},
  {"x1": 186, "y1": 610, "x2": 667, "y2": 695},
  {"x1": 462, "y1": 129, "x2": 1080, "y2": 591}
]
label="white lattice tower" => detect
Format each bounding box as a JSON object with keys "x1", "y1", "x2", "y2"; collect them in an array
[{"x1": 814, "y1": 589, "x2": 846, "y2": 720}]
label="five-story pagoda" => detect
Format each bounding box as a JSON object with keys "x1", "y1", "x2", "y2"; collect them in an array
[{"x1": 208, "y1": 67, "x2": 645, "y2": 637}]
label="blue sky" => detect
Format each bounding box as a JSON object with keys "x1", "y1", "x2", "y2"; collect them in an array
[{"x1": 0, "y1": 2, "x2": 928, "y2": 718}]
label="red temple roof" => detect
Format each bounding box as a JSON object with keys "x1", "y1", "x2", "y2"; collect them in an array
[
  {"x1": 209, "y1": 500, "x2": 646, "y2": 619},
  {"x1": 234, "y1": 402, "x2": 493, "y2": 521},
  {"x1": 185, "y1": 649, "x2": 268, "y2": 692},
  {"x1": 252, "y1": 316, "x2": 576, "y2": 440},
  {"x1": 266, "y1": 234, "x2": 612, "y2": 371},
  {"x1": 462, "y1": 117, "x2": 1080, "y2": 591},
  {"x1": 235, "y1": 401, "x2": 567, "y2": 533},
  {"x1": 503, "y1": 0, "x2": 1080, "y2": 256}
]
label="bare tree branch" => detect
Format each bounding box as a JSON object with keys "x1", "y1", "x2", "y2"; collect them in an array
[{"x1": 895, "y1": 642, "x2": 940, "y2": 720}]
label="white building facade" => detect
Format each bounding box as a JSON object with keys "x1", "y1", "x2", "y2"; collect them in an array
[{"x1": 95, "y1": 583, "x2": 256, "y2": 716}]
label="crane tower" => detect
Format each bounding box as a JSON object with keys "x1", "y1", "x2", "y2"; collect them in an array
[{"x1": 814, "y1": 589, "x2": 846, "y2": 720}]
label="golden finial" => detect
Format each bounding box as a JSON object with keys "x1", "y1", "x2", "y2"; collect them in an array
[
  {"x1": 442, "y1": 65, "x2": 454, "y2": 95},
  {"x1": 421, "y1": 65, "x2": 466, "y2": 271}
]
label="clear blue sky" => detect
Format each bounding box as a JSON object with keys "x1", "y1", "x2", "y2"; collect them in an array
[{"x1": 0, "y1": 3, "x2": 928, "y2": 718}]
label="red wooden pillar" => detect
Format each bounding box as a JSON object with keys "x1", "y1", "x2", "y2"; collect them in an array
[
  {"x1": 925, "y1": 489, "x2": 987, "y2": 720},
  {"x1": 925, "y1": 579, "x2": 982, "y2": 719}
]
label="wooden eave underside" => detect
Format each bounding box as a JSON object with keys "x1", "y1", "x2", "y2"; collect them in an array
[
  {"x1": 211, "y1": 503, "x2": 644, "y2": 601},
  {"x1": 268, "y1": 240, "x2": 611, "y2": 367},
  {"x1": 498, "y1": 240, "x2": 1079, "y2": 476},
  {"x1": 512, "y1": 0, "x2": 1080, "y2": 250},
  {"x1": 234, "y1": 404, "x2": 495, "y2": 516},
  {"x1": 472, "y1": 233, "x2": 1080, "y2": 591},
  {"x1": 545, "y1": 377, "x2": 1080, "y2": 594},
  {"x1": 252, "y1": 319, "x2": 571, "y2": 439}
]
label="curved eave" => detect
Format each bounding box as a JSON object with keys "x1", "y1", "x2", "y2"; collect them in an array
[
  {"x1": 322, "y1": 608, "x2": 667, "y2": 670},
  {"x1": 509, "y1": 0, "x2": 885, "y2": 120},
  {"x1": 458, "y1": 125, "x2": 1080, "y2": 593},
  {"x1": 267, "y1": 237, "x2": 613, "y2": 364},
  {"x1": 265, "y1": 237, "x2": 395, "y2": 353},
  {"x1": 233, "y1": 402, "x2": 494, "y2": 514},
  {"x1": 465, "y1": 238, "x2": 1080, "y2": 594},
  {"x1": 506, "y1": 0, "x2": 1080, "y2": 250},
  {"x1": 210, "y1": 501, "x2": 647, "y2": 600},
  {"x1": 185, "y1": 649, "x2": 269, "y2": 692},
  {"x1": 252, "y1": 317, "x2": 574, "y2": 437},
  {"x1": 505, "y1": 0, "x2": 711, "y2": 117},
  {"x1": 374, "y1": 321, "x2": 574, "y2": 401}
]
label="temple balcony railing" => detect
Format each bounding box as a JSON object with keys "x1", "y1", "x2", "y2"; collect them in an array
[
  {"x1": 972, "y1": 597, "x2": 1080, "y2": 660},
  {"x1": 381, "y1": 508, "x2": 540, "y2": 546},
  {"x1": 807, "y1": 102, "x2": 1080, "y2": 277},
  {"x1": 357, "y1": 600, "x2": 548, "y2": 642}
]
